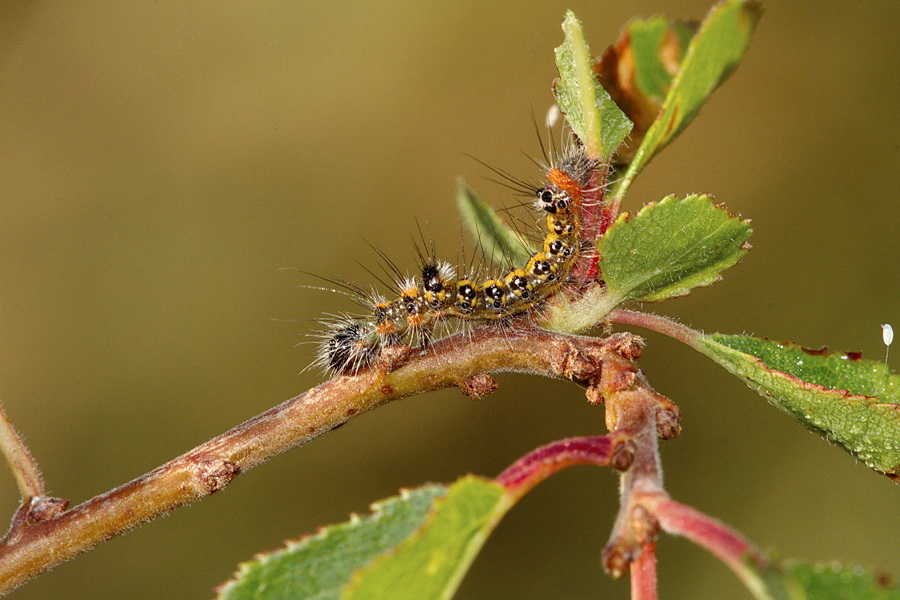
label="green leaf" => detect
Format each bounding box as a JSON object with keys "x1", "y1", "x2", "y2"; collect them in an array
[
  {"x1": 345, "y1": 476, "x2": 510, "y2": 600},
  {"x1": 216, "y1": 477, "x2": 512, "y2": 600},
  {"x1": 615, "y1": 0, "x2": 761, "y2": 195},
  {"x1": 785, "y1": 562, "x2": 900, "y2": 600},
  {"x1": 696, "y1": 334, "x2": 900, "y2": 478},
  {"x1": 216, "y1": 484, "x2": 447, "y2": 600},
  {"x1": 599, "y1": 194, "x2": 751, "y2": 303},
  {"x1": 627, "y1": 17, "x2": 694, "y2": 101},
  {"x1": 456, "y1": 178, "x2": 533, "y2": 268},
  {"x1": 743, "y1": 561, "x2": 900, "y2": 600},
  {"x1": 554, "y1": 10, "x2": 632, "y2": 160},
  {"x1": 593, "y1": 16, "x2": 696, "y2": 166}
]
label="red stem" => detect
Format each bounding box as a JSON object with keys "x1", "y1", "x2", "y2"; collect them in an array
[
  {"x1": 654, "y1": 499, "x2": 766, "y2": 572},
  {"x1": 572, "y1": 163, "x2": 611, "y2": 282},
  {"x1": 630, "y1": 543, "x2": 658, "y2": 600},
  {"x1": 596, "y1": 166, "x2": 617, "y2": 238},
  {"x1": 495, "y1": 436, "x2": 612, "y2": 501}
]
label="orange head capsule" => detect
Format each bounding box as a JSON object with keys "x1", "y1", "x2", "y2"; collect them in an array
[{"x1": 547, "y1": 168, "x2": 583, "y2": 204}]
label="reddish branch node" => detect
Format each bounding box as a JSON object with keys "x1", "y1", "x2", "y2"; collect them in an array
[
  {"x1": 581, "y1": 338, "x2": 680, "y2": 580},
  {"x1": 19, "y1": 497, "x2": 68, "y2": 526},
  {"x1": 484, "y1": 326, "x2": 682, "y2": 585},
  {"x1": 608, "y1": 436, "x2": 637, "y2": 472}
]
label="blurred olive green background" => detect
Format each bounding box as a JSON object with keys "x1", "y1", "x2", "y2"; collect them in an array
[{"x1": 1, "y1": 1, "x2": 898, "y2": 598}]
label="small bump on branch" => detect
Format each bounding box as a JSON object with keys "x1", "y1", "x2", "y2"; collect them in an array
[{"x1": 457, "y1": 374, "x2": 499, "y2": 400}]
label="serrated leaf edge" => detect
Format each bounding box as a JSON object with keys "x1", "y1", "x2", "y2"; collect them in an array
[
  {"x1": 602, "y1": 194, "x2": 752, "y2": 302},
  {"x1": 215, "y1": 484, "x2": 448, "y2": 597},
  {"x1": 706, "y1": 335, "x2": 898, "y2": 401}
]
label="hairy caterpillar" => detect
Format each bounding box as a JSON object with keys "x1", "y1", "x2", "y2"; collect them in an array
[{"x1": 315, "y1": 141, "x2": 600, "y2": 376}]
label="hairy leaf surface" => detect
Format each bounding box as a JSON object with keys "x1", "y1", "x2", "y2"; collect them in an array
[
  {"x1": 599, "y1": 194, "x2": 751, "y2": 302},
  {"x1": 554, "y1": 10, "x2": 632, "y2": 160},
  {"x1": 697, "y1": 334, "x2": 900, "y2": 478}
]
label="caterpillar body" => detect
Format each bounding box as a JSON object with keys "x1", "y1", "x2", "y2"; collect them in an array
[{"x1": 316, "y1": 142, "x2": 600, "y2": 376}]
